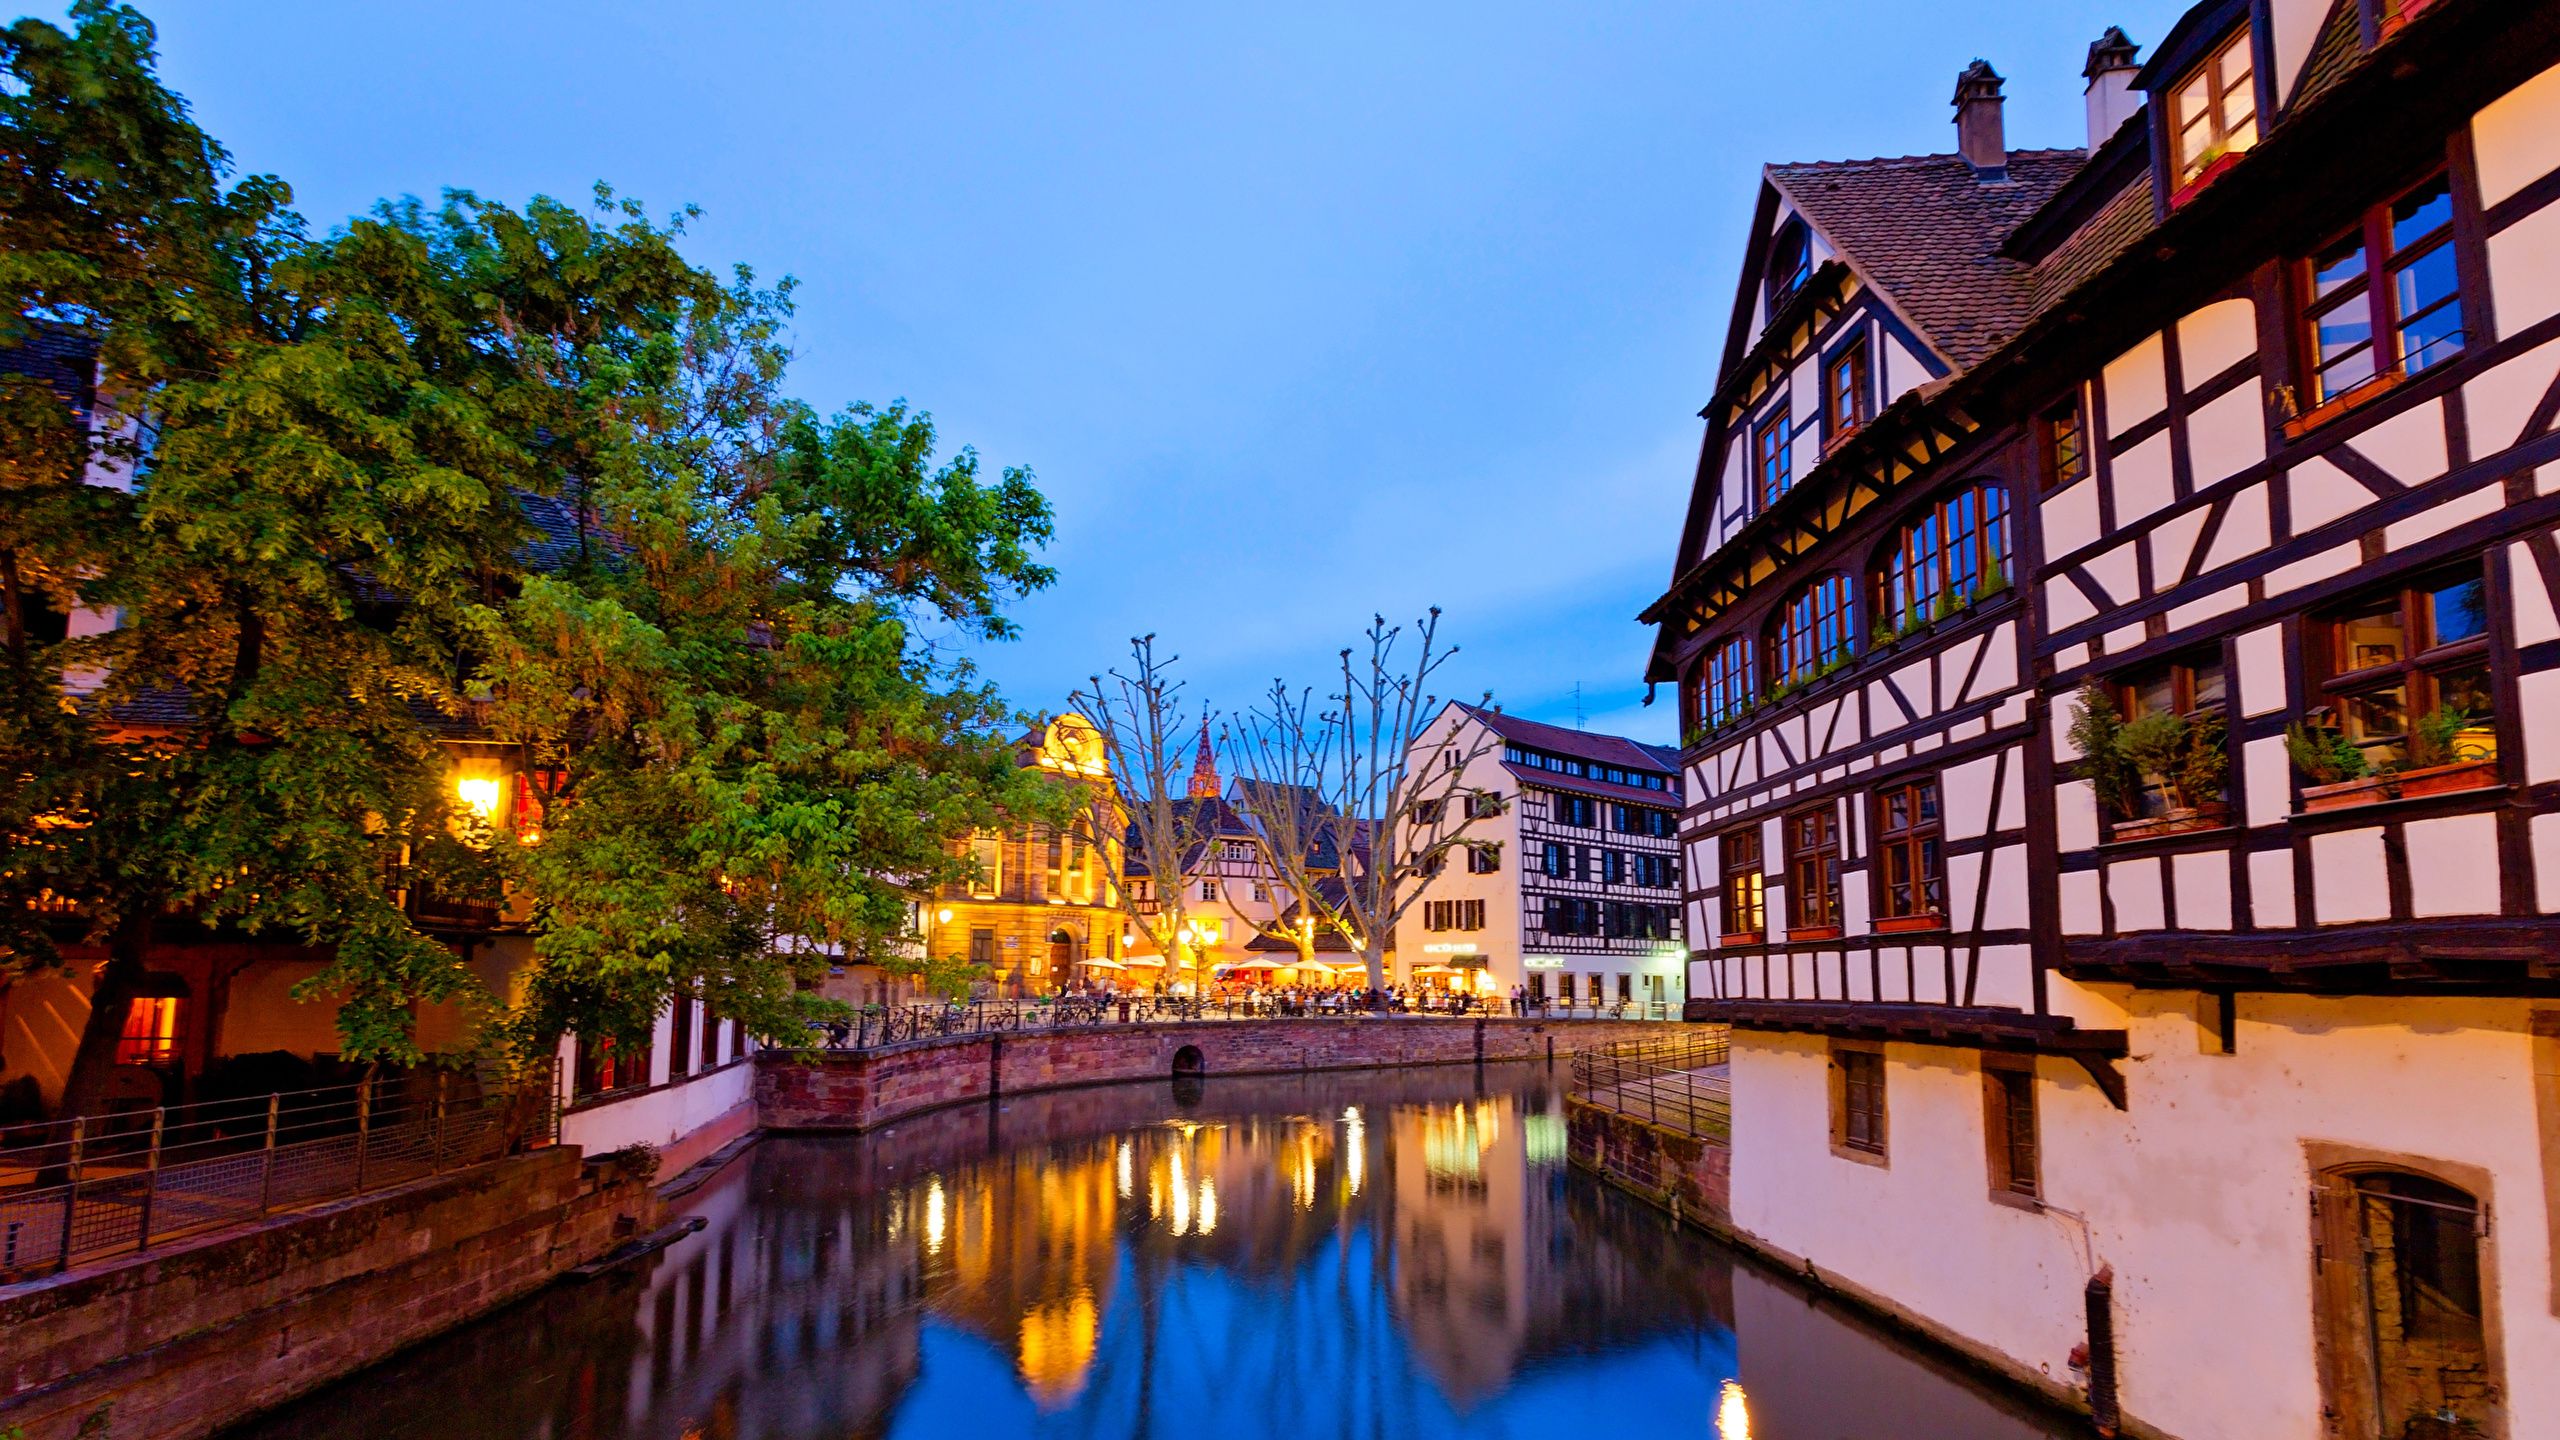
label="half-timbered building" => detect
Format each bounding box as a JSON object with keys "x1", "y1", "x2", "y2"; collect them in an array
[
  {"x1": 1395, "y1": 704, "x2": 1685, "y2": 1010},
  {"x1": 1645, "y1": 4, "x2": 2560, "y2": 1436}
]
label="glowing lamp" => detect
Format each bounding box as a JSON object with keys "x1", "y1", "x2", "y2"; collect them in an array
[
  {"x1": 937, "y1": 907, "x2": 954, "y2": 925},
  {"x1": 455, "y1": 777, "x2": 503, "y2": 819}
]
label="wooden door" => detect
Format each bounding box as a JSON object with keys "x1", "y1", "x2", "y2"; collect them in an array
[{"x1": 2314, "y1": 1171, "x2": 2498, "y2": 1439}]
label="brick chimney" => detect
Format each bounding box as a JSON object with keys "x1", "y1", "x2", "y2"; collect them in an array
[
  {"x1": 2082, "y1": 27, "x2": 2143, "y2": 149},
  {"x1": 1952, "y1": 60, "x2": 2008, "y2": 181}
]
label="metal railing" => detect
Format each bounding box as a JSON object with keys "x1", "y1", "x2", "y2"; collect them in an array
[
  {"x1": 813, "y1": 995, "x2": 1684, "y2": 1050},
  {"x1": 1569, "y1": 1029, "x2": 1732, "y2": 1138},
  {"x1": 0, "y1": 1065, "x2": 558, "y2": 1281}
]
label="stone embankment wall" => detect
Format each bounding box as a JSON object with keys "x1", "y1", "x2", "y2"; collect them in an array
[
  {"x1": 0, "y1": 1147, "x2": 658, "y2": 1440},
  {"x1": 0, "y1": 1016, "x2": 1678, "y2": 1440},
  {"x1": 758, "y1": 1017, "x2": 1681, "y2": 1130},
  {"x1": 1565, "y1": 1099, "x2": 1733, "y2": 1230}
]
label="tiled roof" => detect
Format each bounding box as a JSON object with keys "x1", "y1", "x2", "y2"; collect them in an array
[
  {"x1": 1456, "y1": 703, "x2": 1677, "y2": 778},
  {"x1": 1767, "y1": 149, "x2": 2090, "y2": 368},
  {"x1": 515, "y1": 489, "x2": 592, "y2": 573},
  {"x1": 1499, "y1": 762, "x2": 1679, "y2": 808},
  {"x1": 2293, "y1": 0, "x2": 2363, "y2": 111},
  {"x1": 2029, "y1": 174, "x2": 2156, "y2": 312},
  {"x1": 0, "y1": 321, "x2": 98, "y2": 418}
]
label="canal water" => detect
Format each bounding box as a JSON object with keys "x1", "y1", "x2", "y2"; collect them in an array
[{"x1": 235, "y1": 1062, "x2": 2075, "y2": 1440}]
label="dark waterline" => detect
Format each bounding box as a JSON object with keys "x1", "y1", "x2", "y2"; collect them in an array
[{"x1": 232, "y1": 1063, "x2": 2076, "y2": 1440}]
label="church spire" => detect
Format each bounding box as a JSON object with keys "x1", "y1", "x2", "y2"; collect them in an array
[{"x1": 1187, "y1": 719, "x2": 1220, "y2": 799}]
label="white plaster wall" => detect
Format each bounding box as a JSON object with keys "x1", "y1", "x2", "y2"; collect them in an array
[
  {"x1": 2043, "y1": 471, "x2": 2101, "y2": 560},
  {"x1": 2269, "y1": 0, "x2": 2330, "y2": 105},
  {"x1": 2466, "y1": 336, "x2": 2560, "y2": 457},
  {"x1": 2103, "y1": 334, "x2": 2166, "y2": 438},
  {"x1": 1728, "y1": 995, "x2": 2560, "y2": 1440},
  {"x1": 2111, "y1": 432, "x2": 2175, "y2": 526},
  {"x1": 2185, "y1": 383, "x2": 2265, "y2": 489},
  {"x1": 560, "y1": 1058, "x2": 755, "y2": 1158},
  {"x1": 2489, "y1": 201, "x2": 2560, "y2": 338},
  {"x1": 2200, "y1": 481, "x2": 2270, "y2": 574},
  {"x1": 2177, "y1": 299, "x2": 2257, "y2": 387},
  {"x1": 2473, "y1": 60, "x2": 2560, "y2": 209}
]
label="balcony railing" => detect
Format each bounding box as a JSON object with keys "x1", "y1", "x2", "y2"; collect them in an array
[
  {"x1": 1568, "y1": 1030, "x2": 1731, "y2": 1139},
  {"x1": 0, "y1": 1065, "x2": 558, "y2": 1280}
]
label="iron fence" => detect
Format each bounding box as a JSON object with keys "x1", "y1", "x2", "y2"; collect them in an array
[
  {"x1": 0, "y1": 1065, "x2": 558, "y2": 1281},
  {"x1": 814, "y1": 995, "x2": 1683, "y2": 1049},
  {"x1": 1568, "y1": 1029, "x2": 1732, "y2": 1138}
]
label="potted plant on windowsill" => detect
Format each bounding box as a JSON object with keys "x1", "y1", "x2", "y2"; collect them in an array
[
  {"x1": 2392, "y1": 706, "x2": 2499, "y2": 798},
  {"x1": 2170, "y1": 144, "x2": 2242, "y2": 210},
  {"x1": 2286, "y1": 720, "x2": 2389, "y2": 811},
  {"x1": 2070, "y1": 683, "x2": 2231, "y2": 840}
]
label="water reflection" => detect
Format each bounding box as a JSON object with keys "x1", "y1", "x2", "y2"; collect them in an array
[{"x1": 234, "y1": 1064, "x2": 2074, "y2": 1440}]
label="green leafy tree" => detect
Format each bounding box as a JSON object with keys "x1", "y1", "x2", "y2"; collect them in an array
[
  {"x1": 472, "y1": 278, "x2": 1063, "y2": 1058},
  {"x1": 5, "y1": 2, "x2": 1062, "y2": 1107}
]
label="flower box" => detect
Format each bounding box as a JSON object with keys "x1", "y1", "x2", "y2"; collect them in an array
[
  {"x1": 1720, "y1": 931, "x2": 1763, "y2": 948},
  {"x1": 2108, "y1": 802, "x2": 2231, "y2": 842},
  {"x1": 2393, "y1": 758, "x2": 2499, "y2": 799},
  {"x1": 2281, "y1": 368, "x2": 2404, "y2": 441},
  {"x1": 2300, "y1": 775, "x2": 2397, "y2": 813},
  {"x1": 1874, "y1": 913, "x2": 1947, "y2": 935},
  {"x1": 1786, "y1": 924, "x2": 1843, "y2": 943},
  {"x1": 2169, "y1": 150, "x2": 2242, "y2": 210}
]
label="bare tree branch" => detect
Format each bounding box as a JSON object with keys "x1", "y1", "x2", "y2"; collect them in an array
[
  {"x1": 1067, "y1": 636, "x2": 1225, "y2": 986},
  {"x1": 1228, "y1": 609, "x2": 1505, "y2": 1000}
]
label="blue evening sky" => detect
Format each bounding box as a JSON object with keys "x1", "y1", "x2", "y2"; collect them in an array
[{"x1": 135, "y1": 1, "x2": 2185, "y2": 743}]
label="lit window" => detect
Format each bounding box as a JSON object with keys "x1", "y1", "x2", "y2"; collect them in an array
[
  {"x1": 2315, "y1": 567, "x2": 2494, "y2": 770},
  {"x1": 968, "y1": 833, "x2": 1002, "y2": 898},
  {"x1": 116, "y1": 996, "x2": 182, "y2": 1066},
  {"x1": 1718, "y1": 827, "x2": 1764, "y2": 941},
  {"x1": 2043, "y1": 394, "x2": 2088, "y2": 490},
  {"x1": 2169, "y1": 29, "x2": 2257, "y2": 187}
]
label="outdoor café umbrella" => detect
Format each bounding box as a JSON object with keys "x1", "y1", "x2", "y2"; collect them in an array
[
  {"x1": 1409, "y1": 963, "x2": 1459, "y2": 977},
  {"x1": 1080, "y1": 957, "x2": 1126, "y2": 972}
]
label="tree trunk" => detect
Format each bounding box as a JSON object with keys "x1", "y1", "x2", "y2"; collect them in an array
[
  {"x1": 57, "y1": 908, "x2": 154, "y2": 1121},
  {"x1": 1363, "y1": 943, "x2": 1386, "y2": 1010},
  {"x1": 1, "y1": 547, "x2": 26, "y2": 663}
]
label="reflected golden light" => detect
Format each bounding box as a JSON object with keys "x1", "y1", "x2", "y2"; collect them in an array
[
  {"x1": 1716, "y1": 1380, "x2": 1752, "y2": 1440},
  {"x1": 1116, "y1": 1140, "x2": 1134, "y2": 1199},
  {"x1": 1169, "y1": 1151, "x2": 1192, "y2": 1235},
  {"x1": 454, "y1": 776, "x2": 503, "y2": 819},
  {"x1": 1198, "y1": 1175, "x2": 1218, "y2": 1234},
  {"x1": 1343, "y1": 1107, "x2": 1366, "y2": 1196},
  {"x1": 1017, "y1": 1290, "x2": 1100, "y2": 1410},
  {"x1": 924, "y1": 1177, "x2": 947, "y2": 1255}
]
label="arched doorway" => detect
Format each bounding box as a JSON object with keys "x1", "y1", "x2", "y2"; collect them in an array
[
  {"x1": 1048, "y1": 927, "x2": 1076, "y2": 978},
  {"x1": 2314, "y1": 1164, "x2": 2500, "y2": 1439}
]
